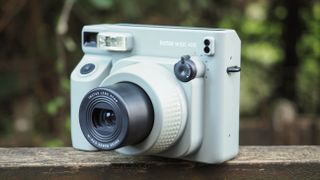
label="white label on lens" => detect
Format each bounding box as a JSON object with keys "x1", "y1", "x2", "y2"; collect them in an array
[{"x1": 88, "y1": 90, "x2": 119, "y2": 103}]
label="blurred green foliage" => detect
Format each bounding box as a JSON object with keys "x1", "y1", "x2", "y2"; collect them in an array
[
  {"x1": 297, "y1": 3, "x2": 320, "y2": 113},
  {"x1": 0, "y1": 0, "x2": 319, "y2": 147}
]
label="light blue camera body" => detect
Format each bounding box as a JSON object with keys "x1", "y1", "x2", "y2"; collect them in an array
[{"x1": 71, "y1": 24, "x2": 241, "y2": 164}]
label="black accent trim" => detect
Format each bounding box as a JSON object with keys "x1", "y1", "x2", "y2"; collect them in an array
[
  {"x1": 204, "y1": 47, "x2": 210, "y2": 53},
  {"x1": 204, "y1": 39, "x2": 210, "y2": 46},
  {"x1": 227, "y1": 66, "x2": 241, "y2": 73}
]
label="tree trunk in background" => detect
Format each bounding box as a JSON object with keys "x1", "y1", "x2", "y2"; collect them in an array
[
  {"x1": 272, "y1": 99, "x2": 298, "y2": 144},
  {"x1": 277, "y1": 0, "x2": 305, "y2": 102},
  {"x1": 13, "y1": 96, "x2": 35, "y2": 146}
]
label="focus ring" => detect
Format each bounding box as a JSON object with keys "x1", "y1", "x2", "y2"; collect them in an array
[{"x1": 148, "y1": 90, "x2": 183, "y2": 153}]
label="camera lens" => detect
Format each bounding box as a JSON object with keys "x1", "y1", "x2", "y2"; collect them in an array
[
  {"x1": 79, "y1": 82, "x2": 154, "y2": 150},
  {"x1": 92, "y1": 109, "x2": 116, "y2": 130}
]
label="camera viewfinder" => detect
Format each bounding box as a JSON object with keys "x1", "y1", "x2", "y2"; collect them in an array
[{"x1": 83, "y1": 32, "x2": 98, "y2": 47}]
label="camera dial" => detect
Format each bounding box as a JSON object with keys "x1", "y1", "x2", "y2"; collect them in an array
[
  {"x1": 174, "y1": 55, "x2": 197, "y2": 82},
  {"x1": 174, "y1": 55, "x2": 205, "y2": 82}
]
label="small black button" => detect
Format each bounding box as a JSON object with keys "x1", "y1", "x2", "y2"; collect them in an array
[{"x1": 80, "y1": 63, "x2": 95, "y2": 75}]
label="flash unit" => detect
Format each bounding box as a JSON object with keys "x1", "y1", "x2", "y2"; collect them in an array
[{"x1": 97, "y1": 32, "x2": 133, "y2": 51}]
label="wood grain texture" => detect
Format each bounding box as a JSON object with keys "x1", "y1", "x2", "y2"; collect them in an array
[{"x1": 0, "y1": 146, "x2": 319, "y2": 180}]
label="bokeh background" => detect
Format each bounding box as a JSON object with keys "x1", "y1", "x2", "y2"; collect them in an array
[{"x1": 0, "y1": 0, "x2": 319, "y2": 147}]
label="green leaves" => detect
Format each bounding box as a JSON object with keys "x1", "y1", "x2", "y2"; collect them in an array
[
  {"x1": 46, "y1": 97, "x2": 65, "y2": 116},
  {"x1": 42, "y1": 139, "x2": 65, "y2": 147},
  {"x1": 88, "y1": 0, "x2": 114, "y2": 9},
  {"x1": 243, "y1": 42, "x2": 282, "y2": 67}
]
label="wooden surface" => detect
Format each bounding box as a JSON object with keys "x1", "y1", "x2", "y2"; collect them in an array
[{"x1": 0, "y1": 146, "x2": 319, "y2": 179}]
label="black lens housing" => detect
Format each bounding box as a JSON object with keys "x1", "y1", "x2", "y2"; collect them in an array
[{"x1": 79, "y1": 82, "x2": 154, "y2": 150}]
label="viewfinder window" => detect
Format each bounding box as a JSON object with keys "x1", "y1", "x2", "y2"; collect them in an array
[{"x1": 83, "y1": 32, "x2": 98, "y2": 47}]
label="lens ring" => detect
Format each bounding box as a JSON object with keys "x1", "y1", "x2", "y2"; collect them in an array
[
  {"x1": 79, "y1": 88, "x2": 129, "y2": 150},
  {"x1": 86, "y1": 97, "x2": 123, "y2": 142},
  {"x1": 87, "y1": 100, "x2": 114, "y2": 139},
  {"x1": 86, "y1": 94, "x2": 125, "y2": 146},
  {"x1": 84, "y1": 95, "x2": 126, "y2": 148}
]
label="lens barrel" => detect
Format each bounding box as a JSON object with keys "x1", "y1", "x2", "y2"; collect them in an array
[{"x1": 79, "y1": 82, "x2": 154, "y2": 150}]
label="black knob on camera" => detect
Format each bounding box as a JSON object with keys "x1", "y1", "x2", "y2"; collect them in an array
[{"x1": 174, "y1": 55, "x2": 197, "y2": 82}]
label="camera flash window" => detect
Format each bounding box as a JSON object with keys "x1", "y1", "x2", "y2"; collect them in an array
[{"x1": 97, "y1": 32, "x2": 133, "y2": 51}]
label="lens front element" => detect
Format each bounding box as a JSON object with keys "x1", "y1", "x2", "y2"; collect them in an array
[
  {"x1": 92, "y1": 108, "x2": 116, "y2": 130},
  {"x1": 79, "y1": 82, "x2": 154, "y2": 150}
]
